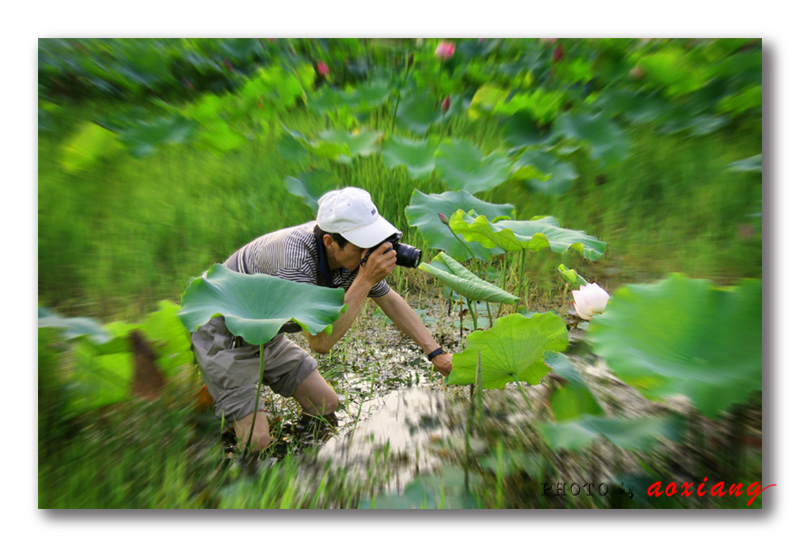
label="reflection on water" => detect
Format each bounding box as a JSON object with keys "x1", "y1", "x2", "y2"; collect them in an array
[{"x1": 318, "y1": 387, "x2": 454, "y2": 492}]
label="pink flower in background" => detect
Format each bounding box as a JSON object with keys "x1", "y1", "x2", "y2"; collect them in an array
[
  {"x1": 572, "y1": 283, "x2": 610, "y2": 320},
  {"x1": 442, "y1": 96, "x2": 451, "y2": 114},
  {"x1": 317, "y1": 61, "x2": 329, "y2": 78},
  {"x1": 435, "y1": 41, "x2": 456, "y2": 60}
]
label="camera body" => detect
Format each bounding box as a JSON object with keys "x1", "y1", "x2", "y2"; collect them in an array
[{"x1": 360, "y1": 232, "x2": 421, "y2": 269}]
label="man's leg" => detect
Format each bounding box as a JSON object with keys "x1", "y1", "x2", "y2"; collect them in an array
[{"x1": 292, "y1": 369, "x2": 340, "y2": 416}]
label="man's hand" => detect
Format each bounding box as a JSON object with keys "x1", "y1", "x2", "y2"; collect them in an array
[
  {"x1": 359, "y1": 242, "x2": 396, "y2": 285},
  {"x1": 432, "y1": 352, "x2": 452, "y2": 377}
]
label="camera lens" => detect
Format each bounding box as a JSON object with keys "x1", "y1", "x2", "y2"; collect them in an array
[{"x1": 395, "y1": 243, "x2": 421, "y2": 268}]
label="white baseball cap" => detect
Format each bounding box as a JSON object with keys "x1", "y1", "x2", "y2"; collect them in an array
[{"x1": 316, "y1": 187, "x2": 399, "y2": 248}]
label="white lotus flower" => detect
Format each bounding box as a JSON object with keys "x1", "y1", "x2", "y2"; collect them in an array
[{"x1": 572, "y1": 283, "x2": 610, "y2": 320}]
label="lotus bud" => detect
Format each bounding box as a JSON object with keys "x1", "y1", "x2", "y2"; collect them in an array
[
  {"x1": 224, "y1": 58, "x2": 233, "y2": 72},
  {"x1": 435, "y1": 41, "x2": 456, "y2": 61},
  {"x1": 317, "y1": 61, "x2": 330, "y2": 78},
  {"x1": 553, "y1": 44, "x2": 564, "y2": 63},
  {"x1": 558, "y1": 264, "x2": 587, "y2": 288},
  {"x1": 408, "y1": 53, "x2": 414, "y2": 67},
  {"x1": 438, "y1": 212, "x2": 449, "y2": 225},
  {"x1": 442, "y1": 96, "x2": 451, "y2": 114},
  {"x1": 572, "y1": 283, "x2": 610, "y2": 320}
]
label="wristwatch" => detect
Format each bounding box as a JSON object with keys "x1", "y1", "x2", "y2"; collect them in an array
[{"x1": 426, "y1": 347, "x2": 445, "y2": 361}]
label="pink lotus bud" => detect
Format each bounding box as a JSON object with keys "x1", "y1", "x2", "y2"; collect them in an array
[
  {"x1": 438, "y1": 212, "x2": 449, "y2": 225},
  {"x1": 408, "y1": 53, "x2": 414, "y2": 67},
  {"x1": 553, "y1": 44, "x2": 564, "y2": 63},
  {"x1": 442, "y1": 96, "x2": 451, "y2": 114},
  {"x1": 572, "y1": 283, "x2": 610, "y2": 320},
  {"x1": 224, "y1": 58, "x2": 233, "y2": 72},
  {"x1": 317, "y1": 61, "x2": 330, "y2": 78},
  {"x1": 435, "y1": 41, "x2": 456, "y2": 61},
  {"x1": 183, "y1": 77, "x2": 194, "y2": 90}
]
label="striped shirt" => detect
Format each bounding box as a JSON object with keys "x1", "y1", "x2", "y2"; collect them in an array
[{"x1": 222, "y1": 221, "x2": 390, "y2": 298}]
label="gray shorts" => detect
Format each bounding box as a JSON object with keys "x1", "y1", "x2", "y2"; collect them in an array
[{"x1": 191, "y1": 316, "x2": 318, "y2": 425}]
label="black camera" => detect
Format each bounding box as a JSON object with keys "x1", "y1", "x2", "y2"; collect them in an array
[{"x1": 360, "y1": 232, "x2": 421, "y2": 269}]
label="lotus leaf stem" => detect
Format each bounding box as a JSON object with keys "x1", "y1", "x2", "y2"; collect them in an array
[
  {"x1": 512, "y1": 374, "x2": 536, "y2": 415},
  {"x1": 244, "y1": 342, "x2": 266, "y2": 455}
]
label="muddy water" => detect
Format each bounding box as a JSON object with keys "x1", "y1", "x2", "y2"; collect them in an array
[{"x1": 317, "y1": 387, "x2": 455, "y2": 493}]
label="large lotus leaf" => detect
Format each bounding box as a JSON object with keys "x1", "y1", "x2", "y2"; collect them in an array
[
  {"x1": 119, "y1": 115, "x2": 196, "y2": 158},
  {"x1": 139, "y1": 300, "x2": 194, "y2": 377},
  {"x1": 284, "y1": 127, "x2": 352, "y2": 162},
  {"x1": 589, "y1": 274, "x2": 762, "y2": 418},
  {"x1": 542, "y1": 415, "x2": 683, "y2": 451},
  {"x1": 449, "y1": 313, "x2": 568, "y2": 388},
  {"x1": 419, "y1": 252, "x2": 518, "y2": 304},
  {"x1": 727, "y1": 154, "x2": 762, "y2": 173},
  {"x1": 544, "y1": 352, "x2": 604, "y2": 422},
  {"x1": 553, "y1": 112, "x2": 630, "y2": 168},
  {"x1": 511, "y1": 149, "x2": 578, "y2": 196},
  {"x1": 66, "y1": 343, "x2": 133, "y2": 414},
  {"x1": 59, "y1": 121, "x2": 124, "y2": 173},
  {"x1": 405, "y1": 190, "x2": 515, "y2": 262},
  {"x1": 178, "y1": 264, "x2": 347, "y2": 345},
  {"x1": 591, "y1": 89, "x2": 672, "y2": 126},
  {"x1": 317, "y1": 128, "x2": 382, "y2": 163},
  {"x1": 395, "y1": 93, "x2": 439, "y2": 135},
  {"x1": 434, "y1": 139, "x2": 512, "y2": 194},
  {"x1": 501, "y1": 112, "x2": 552, "y2": 152},
  {"x1": 636, "y1": 50, "x2": 710, "y2": 97},
  {"x1": 194, "y1": 120, "x2": 246, "y2": 154},
  {"x1": 338, "y1": 80, "x2": 393, "y2": 112},
  {"x1": 285, "y1": 169, "x2": 342, "y2": 214},
  {"x1": 493, "y1": 88, "x2": 567, "y2": 124},
  {"x1": 38, "y1": 308, "x2": 112, "y2": 345},
  {"x1": 467, "y1": 84, "x2": 510, "y2": 121},
  {"x1": 381, "y1": 136, "x2": 438, "y2": 180},
  {"x1": 449, "y1": 210, "x2": 607, "y2": 261}
]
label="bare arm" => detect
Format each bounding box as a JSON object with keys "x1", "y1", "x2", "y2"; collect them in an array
[
  {"x1": 373, "y1": 288, "x2": 453, "y2": 376},
  {"x1": 303, "y1": 243, "x2": 396, "y2": 354}
]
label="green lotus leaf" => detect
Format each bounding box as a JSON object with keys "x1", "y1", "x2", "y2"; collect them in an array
[
  {"x1": 395, "y1": 92, "x2": 439, "y2": 135},
  {"x1": 449, "y1": 210, "x2": 607, "y2": 261},
  {"x1": 419, "y1": 252, "x2": 518, "y2": 304},
  {"x1": 449, "y1": 312, "x2": 568, "y2": 388},
  {"x1": 501, "y1": 112, "x2": 552, "y2": 152},
  {"x1": 492, "y1": 88, "x2": 567, "y2": 124},
  {"x1": 511, "y1": 149, "x2": 578, "y2": 196},
  {"x1": 542, "y1": 415, "x2": 683, "y2": 451},
  {"x1": 553, "y1": 112, "x2": 630, "y2": 168},
  {"x1": 405, "y1": 190, "x2": 515, "y2": 261},
  {"x1": 591, "y1": 89, "x2": 672, "y2": 126},
  {"x1": 194, "y1": 120, "x2": 246, "y2": 154},
  {"x1": 317, "y1": 128, "x2": 382, "y2": 163},
  {"x1": 467, "y1": 84, "x2": 510, "y2": 121},
  {"x1": 590, "y1": 274, "x2": 762, "y2": 418},
  {"x1": 338, "y1": 80, "x2": 393, "y2": 112},
  {"x1": 434, "y1": 139, "x2": 512, "y2": 194},
  {"x1": 139, "y1": 300, "x2": 194, "y2": 377},
  {"x1": 66, "y1": 344, "x2": 133, "y2": 414},
  {"x1": 120, "y1": 115, "x2": 196, "y2": 158},
  {"x1": 285, "y1": 169, "x2": 342, "y2": 214},
  {"x1": 544, "y1": 352, "x2": 603, "y2": 422},
  {"x1": 284, "y1": 127, "x2": 352, "y2": 162},
  {"x1": 59, "y1": 121, "x2": 124, "y2": 173},
  {"x1": 381, "y1": 136, "x2": 438, "y2": 180},
  {"x1": 178, "y1": 264, "x2": 347, "y2": 346},
  {"x1": 727, "y1": 154, "x2": 762, "y2": 173},
  {"x1": 38, "y1": 307, "x2": 112, "y2": 345}
]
